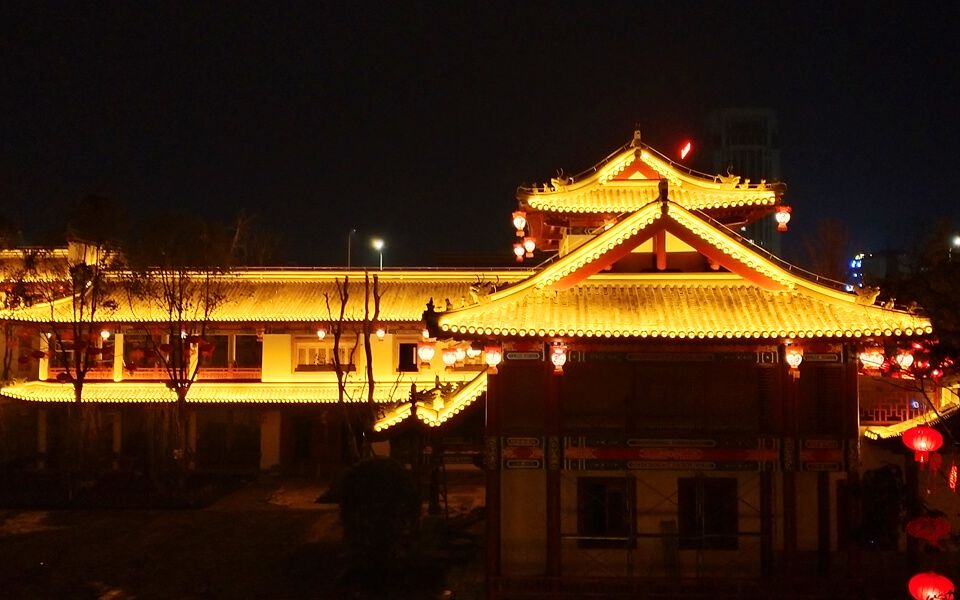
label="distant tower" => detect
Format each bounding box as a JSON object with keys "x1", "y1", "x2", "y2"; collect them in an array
[{"x1": 707, "y1": 109, "x2": 782, "y2": 255}]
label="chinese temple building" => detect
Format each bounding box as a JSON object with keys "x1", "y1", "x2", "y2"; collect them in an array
[{"x1": 0, "y1": 133, "x2": 950, "y2": 597}]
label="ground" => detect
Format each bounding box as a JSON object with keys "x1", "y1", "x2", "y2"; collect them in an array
[{"x1": 0, "y1": 469, "x2": 485, "y2": 599}]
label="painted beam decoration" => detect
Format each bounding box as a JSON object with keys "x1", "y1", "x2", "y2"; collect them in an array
[{"x1": 563, "y1": 437, "x2": 779, "y2": 471}]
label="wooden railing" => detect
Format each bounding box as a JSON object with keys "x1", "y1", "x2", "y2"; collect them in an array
[{"x1": 47, "y1": 366, "x2": 262, "y2": 381}]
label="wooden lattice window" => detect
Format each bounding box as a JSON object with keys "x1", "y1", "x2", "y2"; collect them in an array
[
  {"x1": 576, "y1": 477, "x2": 635, "y2": 548},
  {"x1": 677, "y1": 477, "x2": 738, "y2": 550}
]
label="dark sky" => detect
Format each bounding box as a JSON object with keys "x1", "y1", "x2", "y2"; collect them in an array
[{"x1": 1, "y1": 2, "x2": 957, "y2": 266}]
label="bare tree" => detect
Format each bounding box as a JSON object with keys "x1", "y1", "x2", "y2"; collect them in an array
[
  {"x1": 802, "y1": 218, "x2": 850, "y2": 281},
  {"x1": 323, "y1": 272, "x2": 383, "y2": 465},
  {"x1": 123, "y1": 213, "x2": 232, "y2": 481}
]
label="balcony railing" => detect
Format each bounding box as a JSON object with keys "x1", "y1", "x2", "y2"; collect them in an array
[{"x1": 48, "y1": 366, "x2": 262, "y2": 381}]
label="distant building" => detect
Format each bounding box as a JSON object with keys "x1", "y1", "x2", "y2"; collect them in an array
[
  {"x1": 707, "y1": 108, "x2": 782, "y2": 255},
  {"x1": 846, "y1": 249, "x2": 904, "y2": 289}
]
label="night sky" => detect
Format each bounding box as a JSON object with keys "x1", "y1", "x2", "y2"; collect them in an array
[{"x1": 1, "y1": 3, "x2": 957, "y2": 267}]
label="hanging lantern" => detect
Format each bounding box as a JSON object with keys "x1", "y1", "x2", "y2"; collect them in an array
[
  {"x1": 896, "y1": 352, "x2": 915, "y2": 370},
  {"x1": 906, "y1": 515, "x2": 951, "y2": 547},
  {"x1": 859, "y1": 350, "x2": 885, "y2": 370},
  {"x1": 421, "y1": 328, "x2": 430, "y2": 339},
  {"x1": 902, "y1": 425, "x2": 944, "y2": 464},
  {"x1": 442, "y1": 348, "x2": 458, "y2": 367},
  {"x1": 523, "y1": 237, "x2": 536, "y2": 258},
  {"x1": 785, "y1": 348, "x2": 803, "y2": 369},
  {"x1": 316, "y1": 327, "x2": 326, "y2": 340},
  {"x1": 484, "y1": 345, "x2": 502, "y2": 367},
  {"x1": 454, "y1": 345, "x2": 466, "y2": 363},
  {"x1": 513, "y1": 243, "x2": 524, "y2": 262},
  {"x1": 908, "y1": 572, "x2": 954, "y2": 600},
  {"x1": 512, "y1": 211, "x2": 527, "y2": 236},
  {"x1": 775, "y1": 206, "x2": 792, "y2": 232},
  {"x1": 100, "y1": 329, "x2": 111, "y2": 340},
  {"x1": 466, "y1": 345, "x2": 482, "y2": 359},
  {"x1": 375, "y1": 327, "x2": 386, "y2": 340},
  {"x1": 417, "y1": 342, "x2": 436, "y2": 363},
  {"x1": 550, "y1": 343, "x2": 567, "y2": 373}
]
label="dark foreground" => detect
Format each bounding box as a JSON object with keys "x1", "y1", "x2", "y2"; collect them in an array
[{"x1": 0, "y1": 476, "x2": 485, "y2": 600}]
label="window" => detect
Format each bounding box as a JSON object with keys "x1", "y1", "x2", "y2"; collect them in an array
[
  {"x1": 234, "y1": 335, "x2": 262, "y2": 368},
  {"x1": 294, "y1": 339, "x2": 354, "y2": 371},
  {"x1": 577, "y1": 477, "x2": 635, "y2": 548},
  {"x1": 201, "y1": 335, "x2": 229, "y2": 368},
  {"x1": 677, "y1": 477, "x2": 738, "y2": 550},
  {"x1": 397, "y1": 343, "x2": 418, "y2": 372}
]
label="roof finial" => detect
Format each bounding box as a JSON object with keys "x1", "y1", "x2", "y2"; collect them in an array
[{"x1": 631, "y1": 127, "x2": 642, "y2": 148}]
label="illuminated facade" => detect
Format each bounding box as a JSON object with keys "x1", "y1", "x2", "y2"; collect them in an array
[{"x1": 0, "y1": 134, "x2": 943, "y2": 595}]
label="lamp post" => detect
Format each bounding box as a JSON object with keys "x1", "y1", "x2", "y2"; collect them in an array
[
  {"x1": 372, "y1": 238, "x2": 384, "y2": 270},
  {"x1": 347, "y1": 229, "x2": 357, "y2": 268}
]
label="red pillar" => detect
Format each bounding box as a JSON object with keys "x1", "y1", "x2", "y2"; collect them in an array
[
  {"x1": 545, "y1": 364, "x2": 562, "y2": 583},
  {"x1": 485, "y1": 371, "x2": 502, "y2": 600},
  {"x1": 782, "y1": 353, "x2": 799, "y2": 578}
]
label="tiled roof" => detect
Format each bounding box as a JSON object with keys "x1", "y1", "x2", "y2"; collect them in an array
[
  {"x1": 10, "y1": 270, "x2": 528, "y2": 324},
  {"x1": 0, "y1": 380, "x2": 434, "y2": 404},
  {"x1": 438, "y1": 275, "x2": 930, "y2": 339},
  {"x1": 438, "y1": 199, "x2": 931, "y2": 340},
  {"x1": 519, "y1": 146, "x2": 779, "y2": 214},
  {"x1": 373, "y1": 369, "x2": 488, "y2": 431}
]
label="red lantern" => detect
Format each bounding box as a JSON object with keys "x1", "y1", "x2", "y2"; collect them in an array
[
  {"x1": 129, "y1": 349, "x2": 145, "y2": 362},
  {"x1": 909, "y1": 572, "x2": 954, "y2": 600},
  {"x1": 903, "y1": 425, "x2": 944, "y2": 464},
  {"x1": 906, "y1": 515, "x2": 951, "y2": 547}
]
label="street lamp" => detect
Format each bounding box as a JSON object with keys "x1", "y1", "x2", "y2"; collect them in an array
[
  {"x1": 372, "y1": 238, "x2": 384, "y2": 270},
  {"x1": 950, "y1": 235, "x2": 960, "y2": 261},
  {"x1": 347, "y1": 229, "x2": 357, "y2": 268}
]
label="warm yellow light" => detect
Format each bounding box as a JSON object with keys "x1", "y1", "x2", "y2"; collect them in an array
[
  {"x1": 442, "y1": 349, "x2": 457, "y2": 366},
  {"x1": 454, "y1": 346, "x2": 466, "y2": 362},
  {"x1": 859, "y1": 350, "x2": 884, "y2": 369},
  {"x1": 484, "y1": 346, "x2": 502, "y2": 367},
  {"x1": 785, "y1": 348, "x2": 803, "y2": 369},
  {"x1": 372, "y1": 238, "x2": 384, "y2": 251},
  {"x1": 550, "y1": 344, "x2": 567, "y2": 370},
  {"x1": 775, "y1": 206, "x2": 792, "y2": 232},
  {"x1": 100, "y1": 329, "x2": 111, "y2": 340},
  {"x1": 375, "y1": 327, "x2": 386, "y2": 340},
  {"x1": 896, "y1": 352, "x2": 914, "y2": 370},
  {"x1": 523, "y1": 237, "x2": 536, "y2": 254},
  {"x1": 417, "y1": 342, "x2": 435, "y2": 362},
  {"x1": 512, "y1": 210, "x2": 527, "y2": 234},
  {"x1": 513, "y1": 243, "x2": 524, "y2": 261},
  {"x1": 466, "y1": 346, "x2": 482, "y2": 359},
  {"x1": 316, "y1": 327, "x2": 326, "y2": 340},
  {"x1": 421, "y1": 328, "x2": 430, "y2": 339}
]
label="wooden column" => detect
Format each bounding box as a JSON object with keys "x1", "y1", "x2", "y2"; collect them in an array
[
  {"x1": 782, "y1": 353, "x2": 799, "y2": 577},
  {"x1": 545, "y1": 364, "x2": 562, "y2": 581},
  {"x1": 816, "y1": 471, "x2": 831, "y2": 575},
  {"x1": 36, "y1": 407, "x2": 47, "y2": 470},
  {"x1": 760, "y1": 470, "x2": 774, "y2": 577},
  {"x1": 485, "y1": 371, "x2": 501, "y2": 600},
  {"x1": 187, "y1": 410, "x2": 198, "y2": 470},
  {"x1": 111, "y1": 412, "x2": 122, "y2": 470},
  {"x1": 842, "y1": 346, "x2": 861, "y2": 578},
  {"x1": 112, "y1": 332, "x2": 124, "y2": 382}
]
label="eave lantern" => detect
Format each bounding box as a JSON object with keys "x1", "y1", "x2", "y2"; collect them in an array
[
  {"x1": 375, "y1": 327, "x2": 386, "y2": 340},
  {"x1": 908, "y1": 572, "x2": 954, "y2": 600},
  {"x1": 513, "y1": 243, "x2": 524, "y2": 262},
  {"x1": 316, "y1": 327, "x2": 327, "y2": 340},
  {"x1": 902, "y1": 424, "x2": 944, "y2": 464},
  {"x1": 785, "y1": 347, "x2": 803, "y2": 369},
  {"x1": 484, "y1": 345, "x2": 503, "y2": 374},
  {"x1": 512, "y1": 211, "x2": 527, "y2": 237},
  {"x1": 442, "y1": 348, "x2": 458, "y2": 367},
  {"x1": 775, "y1": 206, "x2": 792, "y2": 232},
  {"x1": 417, "y1": 342, "x2": 436, "y2": 364},
  {"x1": 550, "y1": 343, "x2": 567, "y2": 374},
  {"x1": 522, "y1": 237, "x2": 536, "y2": 258},
  {"x1": 859, "y1": 350, "x2": 885, "y2": 370}
]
